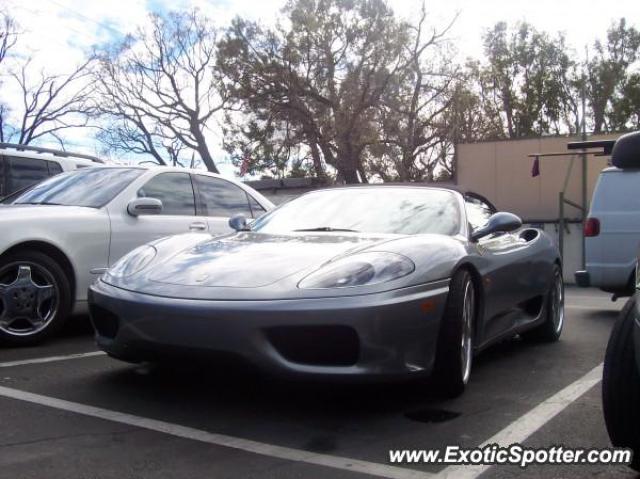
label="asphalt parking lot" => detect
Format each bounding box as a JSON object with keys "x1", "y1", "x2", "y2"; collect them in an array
[{"x1": 0, "y1": 287, "x2": 637, "y2": 479}]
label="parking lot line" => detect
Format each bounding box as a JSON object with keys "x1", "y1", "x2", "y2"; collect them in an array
[
  {"x1": 435, "y1": 363, "x2": 604, "y2": 479},
  {"x1": 0, "y1": 351, "x2": 105, "y2": 368},
  {"x1": 565, "y1": 304, "x2": 619, "y2": 311},
  {"x1": 0, "y1": 384, "x2": 433, "y2": 479}
]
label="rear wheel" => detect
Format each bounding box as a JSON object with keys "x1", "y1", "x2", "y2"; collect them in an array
[
  {"x1": 602, "y1": 298, "x2": 640, "y2": 472},
  {"x1": 0, "y1": 251, "x2": 72, "y2": 346},
  {"x1": 522, "y1": 264, "x2": 564, "y2": 342},
  {"x1": 433, "y1": 269, "x2": 476, "y2": 398}
]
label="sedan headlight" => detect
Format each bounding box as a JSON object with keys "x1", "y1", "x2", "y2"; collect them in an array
[
  {"x1": 106, "y1": 245, "x2": 157, "y2": 278},
  {"x1": 298, "y1": 252, "x2": 415, "y2": 289}
]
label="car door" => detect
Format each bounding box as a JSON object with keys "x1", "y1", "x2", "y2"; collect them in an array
[
  {"x1": 107, "y1": 171, "x2": 208, "y2": 265},
  {"x1": 465, "y1": 195, "x2": 533, "y2": 342},
  {"x1": 192, "y1": 174, "x2": 260, "y2": 235}
]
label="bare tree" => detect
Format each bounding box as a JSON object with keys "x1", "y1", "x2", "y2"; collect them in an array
[
  {"x1": 0, "y1": 13, "x2": 18, "y2": 142},
  {"x1": 4, "y1": 57, "x2": 94, "y2": 146},
  {"x1": 0, "y1": 13, "x2": 17, "y2": 66},
  {"x1": 374, "y1": 6, "x2": 458, "y2": 181},
  {"x1": 95, "y1": 10, "x2": 225, "y2": 172}
]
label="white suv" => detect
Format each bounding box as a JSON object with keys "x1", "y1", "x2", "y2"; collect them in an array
[
  {"x1": 0, "y1": 143, "x2": 101, "y2": 200},
  {"x1": 0, "y1": 166, "x2": 274, "y2": 345}
]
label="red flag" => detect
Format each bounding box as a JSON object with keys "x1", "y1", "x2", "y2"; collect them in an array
[{"x1": 531, "y1": 157, "x2": 540, "y2": 177}]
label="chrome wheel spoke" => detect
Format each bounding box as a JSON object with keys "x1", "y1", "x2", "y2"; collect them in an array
[
  {"x1": 15, "y1": 265, "x2": 33, "y2": 283},
  {"x1": 36, "y1": 284, "x2": 55, "y2": 307}
]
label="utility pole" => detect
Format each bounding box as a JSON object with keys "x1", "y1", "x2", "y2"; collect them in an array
[{"x1": 580, "y1": 78, "x2": 588, "y2": 270}]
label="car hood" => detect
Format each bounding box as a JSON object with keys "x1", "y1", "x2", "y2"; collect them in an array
[{"x1": 146, "y1": 232, "x2": 395, "y2": 288}]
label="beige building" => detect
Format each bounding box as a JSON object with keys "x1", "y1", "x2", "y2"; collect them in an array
[
  {"x1": 456, "y1": 134, "x2": 619, "y2": 221},
  {"x1": 457, "y1": 133, "x2": 620, "y2": 282}
]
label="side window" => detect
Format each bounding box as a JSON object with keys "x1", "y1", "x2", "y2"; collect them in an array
[
  {"x1": 248, "y1": 196, "x2": 266, "y2": 218},
  {"x1": 46, "y1": 161, "x2": 63, "y2": 176},
  {"x1": 465, "y1": 196, "x2": 494, "y2": 232},
  {"x1": 6, "y1": 157, "x2": 49, "y2": 194},
  {"x1": 137, "y1": 173, "x2": 196, "y2": 216},
  {"x1": 194, "y1": 175, "x2": 253, "y2": 218}
]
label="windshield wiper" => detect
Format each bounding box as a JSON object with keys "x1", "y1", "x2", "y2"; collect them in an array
[{"x1": 293, "y1": 227, "x2": 360, "y2": 233}]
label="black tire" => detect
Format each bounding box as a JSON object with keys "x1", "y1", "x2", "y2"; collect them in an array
[
  {"x1": 0, "y1": 251, "x2": 72, "y2": 346},
  {"x1": 521, "y1": 264, "x2": 564, "y2": 343},
  {"x1": 602, "y1": 297, "x2": 640, "y2": 472},
  {"x1": 433, "y1": 269, "x2": 476, "y2": 398}
]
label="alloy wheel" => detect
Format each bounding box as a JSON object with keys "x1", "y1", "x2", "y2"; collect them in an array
[
  {"x1": 0, "y1": 262, "x2": 59, "y2": 336},
  {"x1": 460, "y1": 279, "x2": 475, "y2": 384},
  {"x1": 550, "y1": 270, "x2": 564, "y2": 334}
]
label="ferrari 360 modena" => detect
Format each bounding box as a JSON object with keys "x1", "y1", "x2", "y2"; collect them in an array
[{"x1": 89, "y1": 185, "x2": 563, "y2": 397}]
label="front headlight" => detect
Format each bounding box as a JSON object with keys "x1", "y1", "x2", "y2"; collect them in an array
[
  {"x1": 106, "y1": 245, "x2": 157, "y2": 278},
  {"x1": 298, "y1": 252, "x2": 415, "y2": 289}
]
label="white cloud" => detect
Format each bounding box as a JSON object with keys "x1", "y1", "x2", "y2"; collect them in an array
[{"x1": 2, "y1": 0, "x2": 639, "y2": 177}]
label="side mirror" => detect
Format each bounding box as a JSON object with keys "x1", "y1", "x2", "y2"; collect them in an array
[
  {"x1": 471, "y1": 212, "x2": 522, "y2": 242},
  {"x1": 127, "y1": 197, "x2": 163, "y2": 217},
  {"x1": 229, "y1": 214, "x2": 250, "y2": 231}
]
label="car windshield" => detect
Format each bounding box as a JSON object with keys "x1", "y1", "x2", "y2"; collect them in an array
[
  {"x1": 252, "y1": 187, "x2": 461, "y2": 236},
  {"x1": 12, "y1": 167, "x2": 143, "y2": 208}
]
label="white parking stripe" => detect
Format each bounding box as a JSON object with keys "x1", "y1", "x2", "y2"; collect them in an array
[
  {"x1": 435, "y1": 363, "x2": 603, "y2": 479},
  {"x1": 565, "y1": 303, "x2": 620, "y2": 311},
  {"x1": 0, "y1": 351, "x2": 105, "y2": 368},
  {"x1": 0, "y1": 384, "x2": 433, "y2": 479}
]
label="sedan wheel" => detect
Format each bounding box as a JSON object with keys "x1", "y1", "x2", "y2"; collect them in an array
[{"x1": 0, "y1": 252, "x2": 71, "y2": 346}]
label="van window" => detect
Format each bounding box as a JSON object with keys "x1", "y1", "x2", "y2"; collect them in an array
[
  {"x1": 6, "y1": 157, "x2": 50, "y2": 194},
  {"x1": 593, "y1": 172, "x2": 640, "y2": 211}
]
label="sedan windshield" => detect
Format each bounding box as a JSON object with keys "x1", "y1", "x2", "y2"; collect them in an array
[
  {"x1": 252, "y1": 187, "x2": 461, "y2": 236},
  {"x1": 12, "y1": 167, "x2": 143, "y2": 208}
]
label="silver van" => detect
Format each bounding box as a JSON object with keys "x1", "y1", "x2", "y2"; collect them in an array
[{"x1": 576, "y1": 131, "x2": 640, "y2": 297}]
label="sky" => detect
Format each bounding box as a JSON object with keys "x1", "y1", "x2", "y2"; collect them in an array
[{"x1": 2, "y1": 0, "x2": 640, "y2": 176}]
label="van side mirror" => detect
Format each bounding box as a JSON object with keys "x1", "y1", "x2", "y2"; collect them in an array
[
  {"x1": 127, "y1": 197, "x2": 163, "y2": 216},
  {"x1": 471, "y1": 212, "x2": 522, "y2": 242}
]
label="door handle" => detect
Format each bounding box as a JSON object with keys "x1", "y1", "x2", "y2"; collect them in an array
[{"x1": 189, "y1": 221, "x2": 207, "y2": 231}]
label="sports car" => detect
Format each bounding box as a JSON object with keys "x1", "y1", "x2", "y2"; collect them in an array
[{"x1": 89, "y1": 185, "x2": 563, "y2": 396}]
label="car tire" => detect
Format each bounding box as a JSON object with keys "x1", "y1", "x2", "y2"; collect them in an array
[
  {"x1": 0, "y1": 251, "x2": 72, "y2": 346},
  {"x1": 433, "y1": 269, "x2": 476, "y2": 398},
  {"x1": 602, "y1": 297, "x2": 640, "y2": 472},
  {"x1": 521, "y1": 264, "x2": 564, "y2": 343}
]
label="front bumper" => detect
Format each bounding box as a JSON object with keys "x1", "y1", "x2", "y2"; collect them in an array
[{"x1": 88, "y1": 279, "x2": 449, "y2": 380}]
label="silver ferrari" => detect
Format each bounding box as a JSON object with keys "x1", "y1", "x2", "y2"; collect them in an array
[{"x1": 89, "y1": 185, "x2": 563, "y2": 396}]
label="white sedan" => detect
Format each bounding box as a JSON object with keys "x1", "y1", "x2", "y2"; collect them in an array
[{"x1": 0, "y1": 166, "x2": 274, "y2": 345}]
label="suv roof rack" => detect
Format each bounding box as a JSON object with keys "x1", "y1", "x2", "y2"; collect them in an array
[{"x1": 0, "y1": 143, "x2": 104, "y2": 163}]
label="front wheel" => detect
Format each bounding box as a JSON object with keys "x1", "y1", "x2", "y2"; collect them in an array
[
  {"x1": 602, "y1": 298, "x2": 640, "y2": 472},
  {"x1": 0, "y1": 251, "x2": 72, "y2": 346},
  {"x1": 433, "y1": 269, "x2": 476, "y2": 398}
]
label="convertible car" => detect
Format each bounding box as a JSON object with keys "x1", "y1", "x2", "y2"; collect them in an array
[{"x1": 89, "y1": 185, "x2": 563, "y2": 396}]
